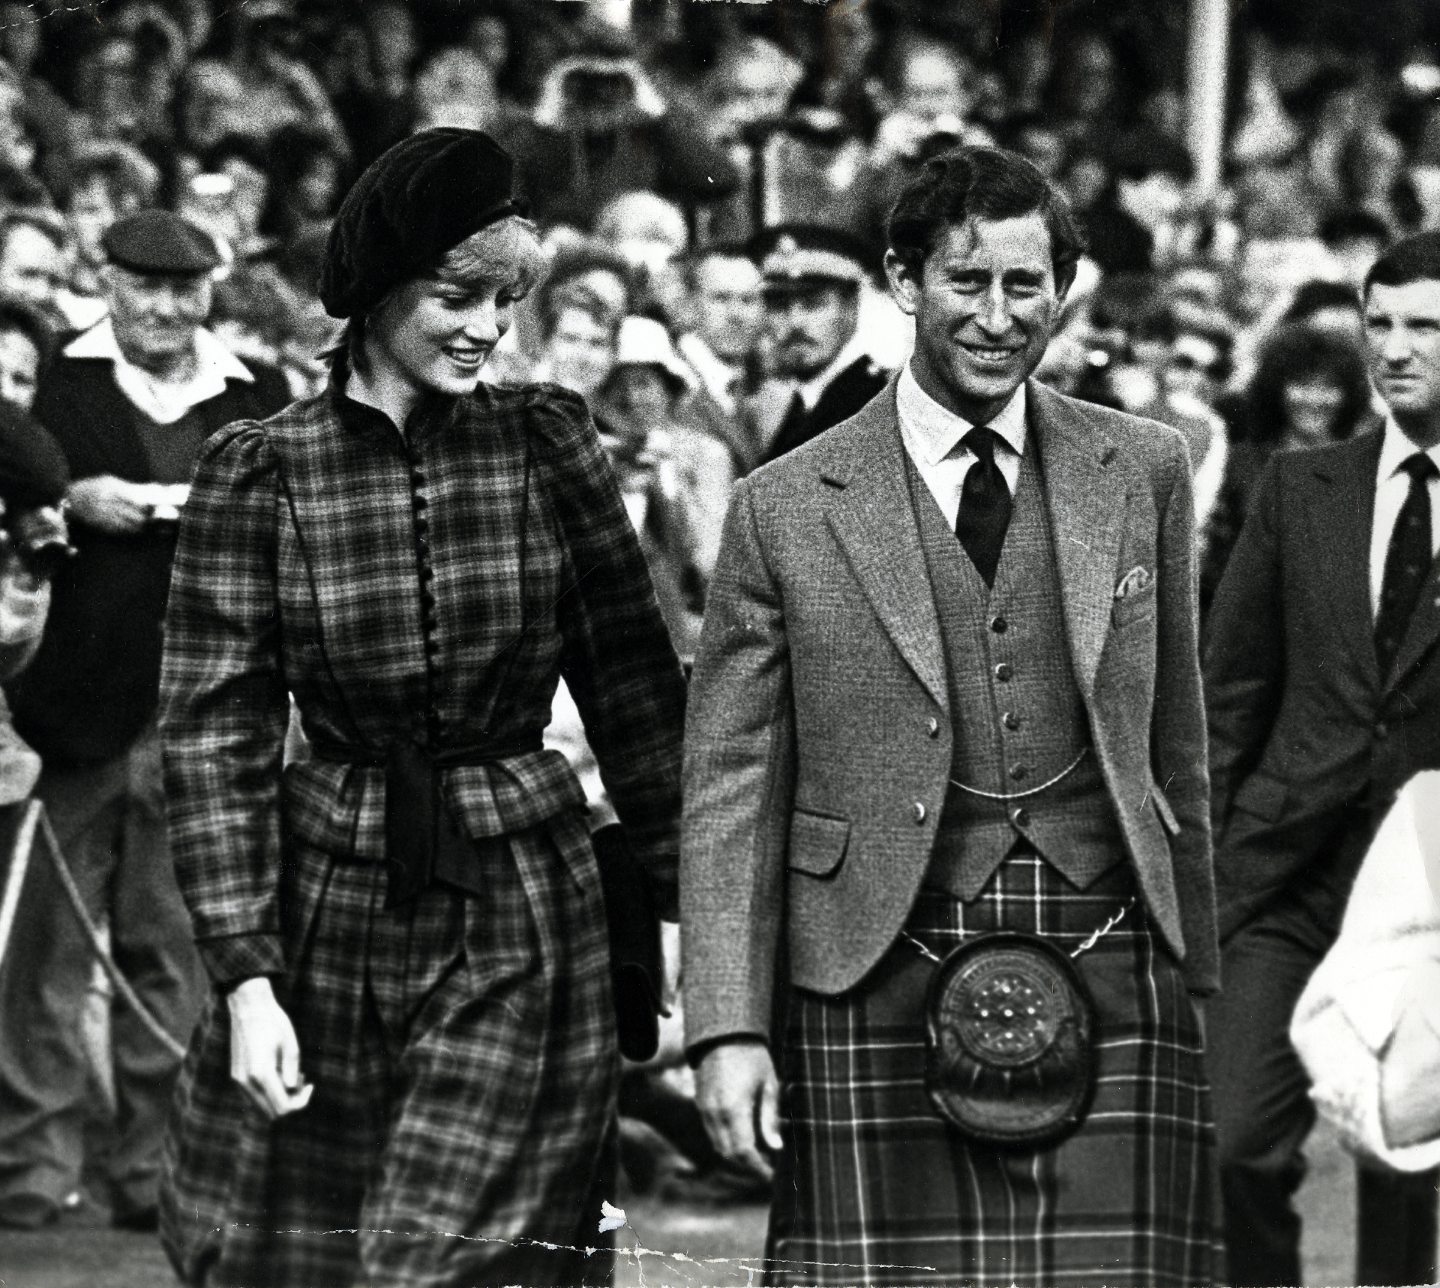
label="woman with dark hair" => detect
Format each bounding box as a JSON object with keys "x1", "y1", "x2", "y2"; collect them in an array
[
  {"x1": 157, "y1": 128, "x2": 685, "y2": 1287},
  {"x1": 1201, "y1": 322, "x2": 1375, "y2": 613}
]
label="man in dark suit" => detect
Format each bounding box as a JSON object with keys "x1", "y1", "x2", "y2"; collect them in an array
[
  {"x1": 752, "y1": 224, "x2": 888, "y2": 465},
  {"x1": 0, "y1": 210, "x2": 288, "y2": 1231},
  {"x1": 1206, "y1": 229, "x2": 1440, "y2": 1287},
  {"x1": 684, "y1": 147, "x2": 1219, "y2": 1285}
]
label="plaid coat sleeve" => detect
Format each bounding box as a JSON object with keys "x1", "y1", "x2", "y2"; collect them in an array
[
  {"x1": 531, "y1": 387, "x2": 687, "y2": 917},
  {"x1": 159, "y1": 420, "x2": 290, "y2": 987}
]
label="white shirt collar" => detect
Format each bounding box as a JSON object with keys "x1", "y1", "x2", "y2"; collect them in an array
[
  {"x1": 1378, "y1": 413, "x2": 1440, "y2": 482},
  {"x1": 64, "y1": 317, "x2": 253, "y2": 424},
  {"x1": 895, "y1": 360, "x2": 1027, "y2": 466},
  {"x1": 795, "y1": 333, "x2": 867, "y2": 411}
]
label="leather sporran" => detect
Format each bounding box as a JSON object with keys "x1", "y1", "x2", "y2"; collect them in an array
[{"x1": 924, "y1": 930, "x2": 1097, "y2": 1149}]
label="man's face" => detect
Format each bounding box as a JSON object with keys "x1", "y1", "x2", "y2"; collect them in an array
[
  {"x1": 0, "y1": 224, "x2": 66, "y2": 321},
  {"x1": 68, "y1": 177, "x2": 118, "y2": 269},
  {"x1": 898, "y1": 47, "x2": 971, "y2": 122},
  {"x1": 104, "y1": 267, "x2": 212, "y2": 369},
  {"x1": 0, "y1": 328, "x2": 39, "y2": 411},
  {"x1": 885, "y1": 214, "x2": 1063, "y2": 424},
  {"x1": 693, "y1": 255, "x2": 762, "y2": 363},
  {"x1": 764, "y1": 281, "x2": 858, "y2": 382},
  {"x1": 1365, "y1": 279, "x2": 1440, "y2": 436},
  {"x1": 1161, "y1": 332, "x2": 1225, "y2": 405}
]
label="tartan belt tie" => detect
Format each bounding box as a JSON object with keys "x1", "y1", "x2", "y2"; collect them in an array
[{"x1": 310, "y1": 732, "x2": 543, "y2": 906}]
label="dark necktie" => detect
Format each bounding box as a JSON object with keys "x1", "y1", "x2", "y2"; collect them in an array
[
  {"x1": 955, "y1": 426, "x2": 1012, "y2": 587},
  {"x1": 1375, "y1": 451, "x2": 1438, "y2": 676}
]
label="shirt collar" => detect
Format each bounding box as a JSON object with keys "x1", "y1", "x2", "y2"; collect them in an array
[
  {"x1": 896, "y1": 360, "x2": 1027, "y2": 466},
  {"x1": 1378, "y1": 414, "x2": 1440, "y2": 482},
  {"x1": 795, "y1": 333, "x2": 867, "y2": 411},
  {"x1": 64, "y1": 316, "x2": 254, "y2": 385}
]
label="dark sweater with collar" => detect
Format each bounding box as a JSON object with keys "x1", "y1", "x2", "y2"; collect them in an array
[{"x1": 10, "y1": 350, "x2": 289, "y2": 765}]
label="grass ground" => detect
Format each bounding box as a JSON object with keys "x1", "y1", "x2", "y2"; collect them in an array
[{"x1": 0, "y1": 1120, "x2": 1384, "y2": 1288}]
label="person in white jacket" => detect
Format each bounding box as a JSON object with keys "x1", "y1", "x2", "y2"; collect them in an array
[{"x1": 1292, "y1": 770, "x2": 1440, "y2": 1172}]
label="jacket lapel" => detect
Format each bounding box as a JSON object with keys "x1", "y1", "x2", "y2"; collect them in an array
[
  {"x1": 1305, "y1": 432, "x2": 1382, "y2": 690},
  {"x1": 820, "y1": 386, "x2": 948, "y2": 710},
  {"x1": 1028, "y1": 382, "x2": 1127, "y2": 695}
]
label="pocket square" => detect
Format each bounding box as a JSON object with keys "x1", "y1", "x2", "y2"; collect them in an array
[{"x1": 1115, "y1": 566, "x2": 1153, "y2": 599}]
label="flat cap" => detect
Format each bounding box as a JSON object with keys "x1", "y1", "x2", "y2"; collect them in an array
[
  {"x1": 320, "y1": 128, "x2": 521, "y2": 319},
  {"x1": 753, "y1": 224, "x2": 872, "y2": 291},
  {"x1": 102, "y1": 209, "x2": 221, "y2": 276}
]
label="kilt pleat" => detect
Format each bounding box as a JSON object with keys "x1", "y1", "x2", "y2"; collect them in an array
[
  {"x1": 159, "y1": 810, "x2": 618, "y2": 1288},
  {"x1": 766, "y1": 851, "x2": 1221, "y2": 1287}
]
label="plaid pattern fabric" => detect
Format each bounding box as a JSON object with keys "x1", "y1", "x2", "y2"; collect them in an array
[
  {"x1": 767, "y1": 851, "x2": 1220, "y2": 1287},
  {"x1": 160, "y1": 819, "x2": 618, "y2": 1287},
  {"x1": 159, "y1": 379, "x2": 686, "y2": 984}
]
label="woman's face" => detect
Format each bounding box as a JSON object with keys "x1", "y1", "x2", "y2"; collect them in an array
[
  {"x1": 543, "y1": 306, "x2": 616, "y2": 398},
  {"x1": 607, "y1": 365, "x2": 673, "y2": 424},
  {"x1": 370, "y1": 223, "x2": 539, "y2": 398},
  {"x1": 1281, "y1": 374, "x2": 1346, "y2": 443}
]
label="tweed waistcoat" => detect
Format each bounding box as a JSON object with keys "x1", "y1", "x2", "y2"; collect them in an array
[{"x1": 905, "y1": 441, "x2": 1124, "y2": 899}]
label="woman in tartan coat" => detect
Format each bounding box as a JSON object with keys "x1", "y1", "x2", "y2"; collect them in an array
[{"x1": 156, "y1": 129, "x2": 686, "y2": 1287}]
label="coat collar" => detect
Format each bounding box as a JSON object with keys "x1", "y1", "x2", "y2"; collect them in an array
[{"x1": 816, "y1": 378, "x2": 1127, "y2": 706}]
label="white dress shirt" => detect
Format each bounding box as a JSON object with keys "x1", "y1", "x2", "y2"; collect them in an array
[
  {"x1": 1369, "y1": 417, "x2": 1440, "y2": 618},
  {"x1": 895, "y1": 361, "x2": 1027, "y2": 529}
]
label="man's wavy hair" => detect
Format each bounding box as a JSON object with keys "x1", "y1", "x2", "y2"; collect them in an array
[
  {"x1": 1365, "y1": 229, "x2": 1440, "y2": 296},
  {"x1": 887, "y1": 146, "x2": 1085, "y2": 294}
]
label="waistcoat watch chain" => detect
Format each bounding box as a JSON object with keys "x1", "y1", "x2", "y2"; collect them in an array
[{"x1": 949, "y1": 746, "x2": 1089, "y2": 802}]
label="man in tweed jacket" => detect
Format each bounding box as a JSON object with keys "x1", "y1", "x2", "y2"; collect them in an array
[{"x1": 682, "y1": 147, "x2": 1219, "y2": 1285}]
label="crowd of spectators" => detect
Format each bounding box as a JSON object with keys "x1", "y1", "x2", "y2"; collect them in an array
[{"x1": 1, "y1": 0, "x2": 1440, "y2": 1226}]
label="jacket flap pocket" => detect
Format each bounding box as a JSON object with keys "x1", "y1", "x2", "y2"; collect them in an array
[
  {"x1": 787, "y1": 809, "x2": 851, "y2": 878},
  {"x1": 1150, "y1": 783, "x2": 1180, "y2": 837},
  {"x1": 1232, "y1": 772, "x2": 1288, "y2": 823}
]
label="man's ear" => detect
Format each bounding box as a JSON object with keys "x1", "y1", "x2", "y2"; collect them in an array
[{"x1": 883, "y1": 249, "x2": 920, "y2": 317}]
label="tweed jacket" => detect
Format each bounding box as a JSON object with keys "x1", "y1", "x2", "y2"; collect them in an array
[
  {"x1": 159, "y1": 380, "x2": 686, "y2": 986},
  {"x1": 681, "y1": 379, "x2": 1217, "y2": 1051},
  {"x1": 1206, "y1": 429, "x2": 1440, "y2": 940}
]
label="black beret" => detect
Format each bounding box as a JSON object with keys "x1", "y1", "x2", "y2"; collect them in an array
[
  {"x1": 102, "y1": 209, "x2": 221, "y2": 276},
  {"x1": 320, "y1": 128, "x2": 521, "y2": 319},
  {"x1": 0, "y1": 402, "x2": 67, "y2": 511}
]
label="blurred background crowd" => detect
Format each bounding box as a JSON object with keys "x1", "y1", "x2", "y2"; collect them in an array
[{"x1": 1, "y1": 0, "x2": 1440, "y2": 1237}]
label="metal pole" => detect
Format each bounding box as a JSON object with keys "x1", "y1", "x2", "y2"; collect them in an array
[{"x1": 1186, "y1": 0, "x2": 1231, "y2": 199}]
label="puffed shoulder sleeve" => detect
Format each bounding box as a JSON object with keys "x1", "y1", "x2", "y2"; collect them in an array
[
  {"x1": 527, "y1": 385, "x2": 687, "y2": 915},
  {"x1": 159, "y1": 421, "x2": 290, "y2": 987}
]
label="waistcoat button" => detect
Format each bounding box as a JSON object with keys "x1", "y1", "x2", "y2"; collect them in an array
[
  {"x1": 912, "y1": 801, "x2": 927, "y2": 824},
  {"x1": 990, "y1": 615, "x2": 1008, "y2": 634},
  {"x1": 1012, "y1": 806, "x2": 1030, "y2": 829},
  {"x1": 1010, "y1": 763, "x2": 1029, "y2": 781},
  {"x1": 1002, "y1": 710, "x2": 1021, "y2": 731},
  {"x1": 994, "y1": 662, "x2": 1013, "y2": 682}
]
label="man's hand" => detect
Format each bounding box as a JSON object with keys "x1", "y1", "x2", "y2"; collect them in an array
[
  {"x1": 696, "y1": 1038, "x2": 782, "y2": 1180},
  {"x1": 227, "y1": 977, "x2": 314, "y2": 1120},
  {"x1": 64, "y1": 476, "x2": 156, "y2": 535}
]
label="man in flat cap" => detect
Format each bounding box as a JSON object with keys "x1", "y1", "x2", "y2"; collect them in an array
[
  {"x1": 752, "y1": 224, "x2": 889, "y2": 465},
  {"x1": 0, "y1": 209, "x2": 287, "y2": 1230}
]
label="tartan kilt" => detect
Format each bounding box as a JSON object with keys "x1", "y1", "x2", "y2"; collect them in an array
[
  {"x1": 159, "y1": 808, "x2": 619, "y2": 1288},
  {"x1": 766, "y1": 850, "x2": 1221, "y2": 1287}
]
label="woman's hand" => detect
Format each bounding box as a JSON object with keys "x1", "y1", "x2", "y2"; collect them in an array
[{"x1": 227, "y1": 977, "x2": 314, "y2": 1119}]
